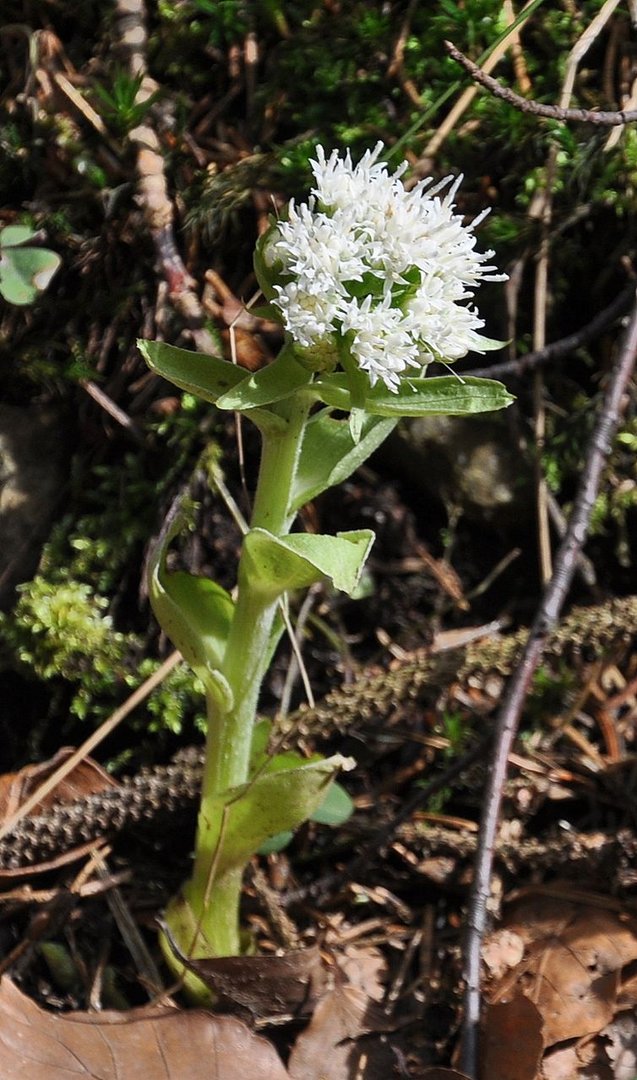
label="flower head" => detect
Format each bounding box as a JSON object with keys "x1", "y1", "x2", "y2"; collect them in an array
[{"x1": 258, "y1": 143, "x2": 506, "y2": 392}]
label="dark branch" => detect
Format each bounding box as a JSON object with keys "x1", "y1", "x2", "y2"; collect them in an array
[
  {"x1": 467, "y1": 281, "x2": 636, "y2": 380},
  {"x1": 459, "y1": 286, "x2": 637, "y2": 1078},
  {"x1": 445, "y1": 41, "x2": 637, "y2": 126}
]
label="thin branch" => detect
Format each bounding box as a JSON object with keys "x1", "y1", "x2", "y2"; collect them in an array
[
  {"x1": 80, "y1": 379, "x2": 144, "y2": 444},
  {"x1": 418, "y1": 0, "x2": 540, "y2": 165},
  {"x1": 459, "y1": 286, "x2": 637, "y2": 1079},
  {"x1": 445, "y1": 40, "x2": 637, "y2": 125},
  {"x1": 0, "y1": 650, "x2": 183, "y2": 845},
  {"x1": 467, "y1": 281, "x2": 635, "y2": 380},
  {"x1": 113, "y1": 0, "x2": 217, "y2": 353}
]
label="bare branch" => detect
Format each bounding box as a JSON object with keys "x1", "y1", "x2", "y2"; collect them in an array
[
  {"x1": 460, "y1": 286, "x2": 637, "y2": 1078},
  {"x1": 445, "y1": 40, "x2": 637, "y2": 126},
  {"x1": 467, "y1": 280, "x2": 636, "y2": 380}
]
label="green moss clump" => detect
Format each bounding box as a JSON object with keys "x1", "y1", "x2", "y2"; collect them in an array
[
  {"x1": 0, "y1": 575, "x2": 207, "y2": 737},
  {"x1": 0, "y1": 578, "x2": 130, "y2": 720}
]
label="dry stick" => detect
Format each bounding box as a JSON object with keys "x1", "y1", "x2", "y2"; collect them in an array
[
  {"x1": 459, "y1": 288, "x2": 637, "y2": 1079},
  {"x1": 444, "y1": 38, "x2": 637, "y2": 125},
  {"x1": 113, "y1": 0, "x2": 217, "y2": 354},
  {"x1": 468, "y1": 281, "x2": 635, "y2": 379},
  {"x1": 419, "y1": 0, "x2": 538, "y2": 163},
  {"x1": 527, "y1": 0, "x2": 620, "y2": 585},
  {"x1": 531, "y1": 185, "x2": 554, "y2": 585},
  {"x1": 0, "y1": 650, "x2": 182, "y2": 844},
  {"x1": 80, "y1": 379, "x2": 144, "y2": 444}
]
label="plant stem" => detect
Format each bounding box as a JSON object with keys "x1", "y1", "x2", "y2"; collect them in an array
[{"x1": 185, "y1": 390, "x2": 312, "y2": 957}]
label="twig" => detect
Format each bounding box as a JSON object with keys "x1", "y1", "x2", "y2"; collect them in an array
[
  {"x1": 459, "y1": 287, "x2": 637, "y2": 1079},
  {"x1": 545, "y1": 488, "x2": 597, "y2": 589},
  {"x1": 80, "y1": 379, "x2": 144, "y2": 444},
  {"x1": 418, "y1": 0, "x2": 539, "y2": 164},
  {"x1": 503, "y1": 0, "x2": 531, "y2": 95},
  {"x1": 531, "y1": 185, "x2": 553, "y2": 584},
  {"x1": 445, "y1": 39, "x2": 637, "y2": 125},
  {"x1": 387, "y1": 0, "x2": 422, "y2": 108},
  {"x1": 112, "y1": 0, "x2": 217, "y2": 353},
  {"x1": 0, "y1": 650, "x2": 182, "y2": 845},
  {"x1": 515, "y1": 0, "x2": 620, "y2": 588},
  {"x1": 467, "y1": 280, "x2": 635, "y2": 379}
]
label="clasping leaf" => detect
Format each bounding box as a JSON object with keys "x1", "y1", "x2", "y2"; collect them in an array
[{"x1": 241, "y1": 528, "x2": 375, "y2": 602}]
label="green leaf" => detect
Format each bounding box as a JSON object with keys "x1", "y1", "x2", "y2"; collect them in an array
[
  {"x1": 311, "y1": 780, "x2": 354, "y2": 826},
  {"x1": 348, "y1": 406, "x2": 365, "y2": 445},
  {"x1": 0, "y1": 246, "x2": 61, "y2": 305},
  {"x1": 158, "y1": 571, "x2": 234, "y2": 669},
  {"x1": 147, "y1": 510, "x2": 234, "y2": 710},
  {"x1": 249, "y1": 718, "x2": 272, "y2": 768},
  {"x1": 246, "y1": 302, "x2": 282, "y2": 323},
  {"x1": 257, "y1": 778, "x2": 354, "y2": 852},
  {"x1": 313, "y1": 374, "x2": 514, "y2": 417},
  {"x1": 139, "y1": 340, "x2": 246, "y2": 401},
  {"x1": 138, "y1": 339, "x2": 288, "y2": 432},
  {"x1": 340, "y1": 342, "x2": 369, "y2": 416},
  {"x1": 215, "y1": 343, "x2": 311, "y2": 410},
  {"x1": 253, "y1": 223, "x2": 279, "y2": 302},
  {"x1": 242, "y1": 528, "x2": 375, "y2": 600},
  {"x1": 476, "y1": 335, "x2": 510, "y2": 351},
  {"x1": 249, "y1": 718, "x2": 326, "y2": 782},
  {"x1": 208, "y1": 754, "x2": 354, "y2": 878},
  {"x1": 0, "y1": 225, "x2": 37, "y2": 247},
  {"x1": 291, "y1": 411, "x2": 396, "y2": 511},
  {"x1": 258, "y1": 831, "x2": 293, "y2": 855}
]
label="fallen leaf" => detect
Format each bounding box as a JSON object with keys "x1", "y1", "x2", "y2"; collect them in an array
[
  {"x1": 162, "y1": 925, "x2": 324, "y2": 1019},
  {"x1": 540, "y1": 1038, "x2": 610, "y2": 1080},
  {"x1": 495, "y1": 897, "x2": 637, "y2": 1046},
  {"x1": 288, "y1": 984, "x2": 395, "y2": 1080},
  {"x1": 482, "y1": 929, "x2": 525, "y2": 980},
  {"x1": 0, "y1": 976, "x2": 289, "y2": 1079},
  {"x1": 481, "y1": 996, "x2": 543, "y2": 1080},
  {"x1": 337, "y1": 944, "x2": 387, "y2": 1002},
  {"x1": 0, "y1": 748, "x2": 117, "y2": 819},
  {"x1": 0, "y1": 749, "x2": 122, "y2": 878},
  {"x1": 601, "y1": 1010, "x2": 637, "y2": 1080}
]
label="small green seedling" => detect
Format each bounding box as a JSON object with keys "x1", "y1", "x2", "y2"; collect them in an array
[{"x1": 0, "y1": 225, "x2": 61, "y2": 306}]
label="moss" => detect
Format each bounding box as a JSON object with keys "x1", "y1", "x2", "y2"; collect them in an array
[
  {"x1": 0, "y1": 578, "x2": 130, "y2": 720},
  {"x1": 0, "y1": 401, "x2": 215, "y2": 739}
]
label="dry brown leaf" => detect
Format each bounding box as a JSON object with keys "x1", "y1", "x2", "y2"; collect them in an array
[
  {"x1": 540, "y1": 1043, "x2": 593, "y2": 1080},
  {"x1": 0, "y1": 976, "x2": 290, "y2": 1079},
  {"x1": 480, "y1": 995, "x2": 543, "y2": 1080},
  {"x1": 541, "y1": 1037, "x2": 611, "y2": 1080},
  {"x1": 493, "y1": 897, "x2": 637, "y2": 1048},
  {"x1": 0, "y1": 748, "x2": 117, "y2": 819},
  {"x1": 287, "y1": 984, "x2": 395, "y2": 1080},
  {"x1": 504, "y1": 894, "x2": 573, "y2": 945},
  {"x1": 337, "y1": 945, "x2": 387, "y2": 1002},
  {"x1": 163, "y1": 933, "x2": 325, "y2": 1019},
  {"x1": 601, "y1": 1011, "x2": 637, "y2": 1080},
  {"x1": 483, "y1": 929, "x2": 525, "y2": 980},
  {"x1": 0, "y1": 748, "x2": 122, "y2": 878}
]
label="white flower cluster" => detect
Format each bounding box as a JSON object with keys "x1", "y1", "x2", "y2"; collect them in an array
[{"x1": 263, "y1": 143, "x2": 506, "y2": 392}]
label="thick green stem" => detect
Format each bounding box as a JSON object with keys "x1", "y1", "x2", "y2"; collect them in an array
[{"x1": 183, "y1": 389, "x2": 312, "y2": 958}]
